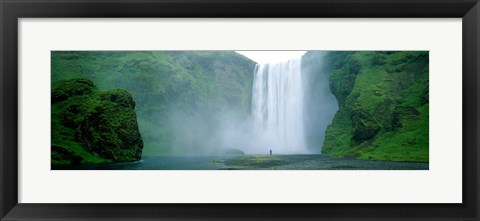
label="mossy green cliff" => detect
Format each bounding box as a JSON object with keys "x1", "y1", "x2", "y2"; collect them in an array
[
  {"x1": 52, "y1": 78, "x2": 143, "y2": 167},
  {"x1": 320, "y1": 51, "x2": 429, "y2": 162},
  {"x1": 51, "y1": 51, "x2": 428, "y2": 165},
  {"x1": 52, "y1": 51, "x2": 255, "y2": 156}
]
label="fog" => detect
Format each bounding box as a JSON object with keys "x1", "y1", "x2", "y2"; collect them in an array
[
  {"x1": 167, "y1": 108, "x2": 255, "y2": 156},
  {"x1": 159, "y1": 51, "x2": 338, "y2": 156},
  {"x1": 301, "y1": 51, "x2": 339, "y2": 153}
]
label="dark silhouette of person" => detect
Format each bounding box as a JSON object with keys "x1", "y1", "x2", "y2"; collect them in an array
[{"x1": 270, "y1": 149, "x2": 272, "y2": 155}]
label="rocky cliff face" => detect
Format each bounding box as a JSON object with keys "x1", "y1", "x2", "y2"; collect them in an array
[
  {"x1": 321, "y1": 51, "x2": 429, "y2": 162},
  {"x1": 51, "y1": 51, "x2": 255, "y2": 156},
  {"x1": 51, "y1": 78, "x2": 143, "y2": 167}
]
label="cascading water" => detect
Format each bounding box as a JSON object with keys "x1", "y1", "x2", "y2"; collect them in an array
[{"x1": 251, "y1": 58, "x2": 307, "y2": 154}]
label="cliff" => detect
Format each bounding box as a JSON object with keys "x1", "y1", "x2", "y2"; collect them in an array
[
  {"x1": 321, "y1": 51, "x2": 429, "y2": 162},
  {"x1": 51, "y1": 78, "x2": 143, "y2": 167},
  {"x1": 51, "y1": 51, "x2": 255, "y2": 155}
]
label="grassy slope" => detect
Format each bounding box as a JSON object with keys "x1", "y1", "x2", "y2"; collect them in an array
[
  {"x1": 52, "y1": 51, "x2": 255, "y2": 156},
  {"x1": 322, "y1": 51, "x2": 429, "y2": 162},
  {"x1": 51, "y1": 79, "x2": 110, "y2": 166},
  {"x1": 51, "y1": 114, "x2": 111, "y2": 165}
]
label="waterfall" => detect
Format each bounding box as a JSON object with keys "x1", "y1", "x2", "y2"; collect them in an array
[{"x1": 251, "y1": 58, "x2": 307, "y2": 154}]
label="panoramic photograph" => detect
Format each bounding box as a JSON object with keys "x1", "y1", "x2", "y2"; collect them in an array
[{"x1": 51, "y1": 51, "x2": 429, "y2": 170}]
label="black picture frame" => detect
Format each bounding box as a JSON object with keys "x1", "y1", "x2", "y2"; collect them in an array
[{"x1": 1, "y1": 0, "x2": 479, "y2": 220}]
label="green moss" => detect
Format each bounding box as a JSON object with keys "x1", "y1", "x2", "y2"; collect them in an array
[
  {"x1": 52, "y1": 51, "x2": 255, "y2": 156},
  {"x1": 51, "y1": 114, "x2": 112, "y2": 166},
  {"x1": 51, "y1": 78, "x2": 96, "y2": 103},
  {"x1": 51, "y1": 78, "x2": 143, "y2": 168},
  {"x1": 360, "y1": 105, "x2": 429, "y2": 162},
  {"x1": 322, "y1": 51, "x2": 429, "y2": 162},
  {"x1": 322, "y1": 110, "x2": 354, "y2": 157}
]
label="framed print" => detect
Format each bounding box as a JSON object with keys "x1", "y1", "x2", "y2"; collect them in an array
[{"x1": 1, "y1": 0, "x2": 479, "y2": 220}]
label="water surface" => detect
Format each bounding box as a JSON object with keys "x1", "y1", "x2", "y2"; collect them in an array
[{"x1": 63, "y1": 155, "x2": 429, "y2": 170}]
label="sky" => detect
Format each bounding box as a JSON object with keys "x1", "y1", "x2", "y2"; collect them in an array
[{"x1": 235, "y1": 51, "x2": 307, "y2": 64}]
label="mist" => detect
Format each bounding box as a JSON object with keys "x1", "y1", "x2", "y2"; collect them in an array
[
  {"x1": 154, "y1": 51, "x2": 339, "y2": 156},
  {"x1": 167, "y1": 107, "x2": 255, "y2": 156},
  {"x1": 302, "y1": 51, "x2": 339, "y2": 153},
  {"x1": 51, "y1": 50, "x2": 430, "y2": 169}
]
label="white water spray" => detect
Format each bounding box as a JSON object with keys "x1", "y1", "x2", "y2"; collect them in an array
[{"x1": 251, "y1": 58, "x2": 307, "y2": 154}]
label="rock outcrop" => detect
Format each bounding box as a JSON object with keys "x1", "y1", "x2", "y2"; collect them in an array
[
  {"x1": 51, "y1": 78, "x2": 143, "y2": 167},
  {"x1": 319, "y1": 51, "x2": 429, "y2": 162}
]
